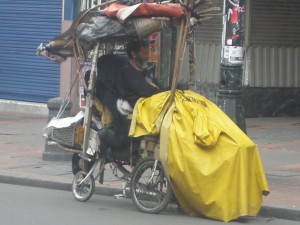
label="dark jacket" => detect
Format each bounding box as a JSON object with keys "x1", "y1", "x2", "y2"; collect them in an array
[{"x1": 117, "y1": 62, "x2": 160, "y2": 108}]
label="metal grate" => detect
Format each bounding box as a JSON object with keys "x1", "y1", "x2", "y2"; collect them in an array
[{"x1": 50, "y1": 125, "x2": 76, "y2": 147}]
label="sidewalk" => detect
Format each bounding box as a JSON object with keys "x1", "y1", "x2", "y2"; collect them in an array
[
  {"x1": 0, "y1": 110, "x2": 300, "y2": 221},
  {"x1": 246, "y1": 117, "x2": 300, "y2": 221}
]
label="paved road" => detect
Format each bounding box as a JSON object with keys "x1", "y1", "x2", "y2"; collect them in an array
[
  {"x1": 1, "y1": 112, "x2": 300, "y2": 221},
  {"x1": 1, "y1": 183, "x2": 300, "y2": 225}
]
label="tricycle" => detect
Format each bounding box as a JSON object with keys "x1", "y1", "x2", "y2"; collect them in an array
[{"x1": 38, "y1": 0, "x2": 222, "y2": 215}]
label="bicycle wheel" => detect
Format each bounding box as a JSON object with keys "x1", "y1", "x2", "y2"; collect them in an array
[
  {"x1": 72, "y1": 170, "x2": 95, "y2": 202},
  {"x1": 130, "y1": 157, "x2": 172, "y2": 214}
]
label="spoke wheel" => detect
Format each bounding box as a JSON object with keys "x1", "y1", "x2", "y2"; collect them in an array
[
  {"x1": 72, "y1": 170, "x2": 95, "y2": 202},
  {"x1": 130, "y1": 158, "x2": 172, "y2": 214}
]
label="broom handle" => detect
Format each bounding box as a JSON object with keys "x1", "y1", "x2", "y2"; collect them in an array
[
  {"x1": 168, "y1": 21, "x2": 185, "y2": 106},
  {"x1": 168, "y1": 0, "x2": 191, "y2": 106}
]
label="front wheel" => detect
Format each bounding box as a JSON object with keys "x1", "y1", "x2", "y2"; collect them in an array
[
  {"x1": 72, "y1": 170, "x2": 95, "y2": 202},
  {"x1": 130, "y1": 158, "x2": 172, "y2": 214}
]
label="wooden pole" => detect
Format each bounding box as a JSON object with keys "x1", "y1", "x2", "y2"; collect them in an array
[
  {"x1": 82, "y1": 43, "x2": 99, "y2": 156},
  {"x1": 168, "y1": 20, "x2": 185, "y2": 106},
  {"x1": 168, "y1": 1, "x2": 191, "y2": 106}
]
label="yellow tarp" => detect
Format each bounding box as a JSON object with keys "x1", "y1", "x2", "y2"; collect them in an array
[{"x1": 129, "y1": 90, "x2": 269, "y2": 222}]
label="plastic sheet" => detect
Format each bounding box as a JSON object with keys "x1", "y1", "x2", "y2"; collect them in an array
[
  {"x1": 76, "y1": 16, "x2": 167, "y2": 51},
  {"x1": 129, "y1": 90, "x2": 269, "y2": 222},
  {"x1": 76, "y1": 16, "x2": 129, "y2": 51}
]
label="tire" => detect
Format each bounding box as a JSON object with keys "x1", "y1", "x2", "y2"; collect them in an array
[
  {"x1": 130, "y1": 157, "x2": 172, "y2": 214},
  {"x1": 72, "y1": 170, "x2": 95, "y2": 202}
]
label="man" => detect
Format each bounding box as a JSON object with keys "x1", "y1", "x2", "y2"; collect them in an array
[
  {"x1": 117, "y1": 39, "x2": 160, "y2": 108},
  {"x1": 98, "y1": 39, "x2": 161, "y2": 161}
]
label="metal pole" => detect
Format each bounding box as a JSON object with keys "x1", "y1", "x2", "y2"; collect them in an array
[
  {"x1": 82, "y1": 43, "x2": 99, "y2": 156},
  {"x1": 217, "y1": 0, "x2": 246, "y2": 133}
]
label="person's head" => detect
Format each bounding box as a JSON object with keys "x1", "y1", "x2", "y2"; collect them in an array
[{"x1": 126, "y1": 39, "x2": 149, "y2": 68}]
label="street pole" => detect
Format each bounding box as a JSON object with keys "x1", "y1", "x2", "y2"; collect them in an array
[{"x1": 217, "y1": 0, "x2": 246, "y2": 133}]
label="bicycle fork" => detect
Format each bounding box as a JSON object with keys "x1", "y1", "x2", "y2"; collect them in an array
[{"x1": 147, "y1": 159, "x2": 158, "y2": 185}]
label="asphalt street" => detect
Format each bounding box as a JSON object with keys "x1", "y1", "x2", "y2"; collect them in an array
[
  {"x1": 1, "y1": 183, "x2": 300, "y2": 225},
  {"x1": 0, "y1": 111, "x2": 299, "y2": 221}
]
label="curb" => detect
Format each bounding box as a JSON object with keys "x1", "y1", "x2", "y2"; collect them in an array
[
  {"x1": 259, "y1": 205, "x2": 300, "y2": 222},
  {"x1": 0, "y1": 99, "x2": 48, "y2": 115},
  {"x1": 1, "y1": 174, "x2": 300, "y2": 221},
  {"x1": 0, "y1": 174, "x2": 71, "y2": 192},
  {"x1": 0, "y1": 174, "x2": 122, "y2": 198}
]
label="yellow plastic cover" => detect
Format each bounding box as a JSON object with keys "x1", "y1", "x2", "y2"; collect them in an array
[{"x1": 129, "y1": 90, "x2": 269, "y2": 222}]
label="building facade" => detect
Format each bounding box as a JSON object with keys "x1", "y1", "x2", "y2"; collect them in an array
[
  {"x1": 190, "y1": 0, "x2": 300, "y2": 117},
  {"x1": 0, "y1": 0, "x2": 299, "y2": 117}
]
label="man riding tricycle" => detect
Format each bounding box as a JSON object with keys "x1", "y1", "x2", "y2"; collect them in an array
[{"x1": 37, "y1": 1, "x2": 269, "y2": 222}]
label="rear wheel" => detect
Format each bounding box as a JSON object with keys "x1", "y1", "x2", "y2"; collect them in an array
[
  {"x1": 72, "y1": 170, "x2": 95, "y2": 202},
  {"x1": 130, "y1": 158, "x2": 172, "y2": 214}
]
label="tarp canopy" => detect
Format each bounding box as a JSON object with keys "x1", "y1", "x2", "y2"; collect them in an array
[{"x1": 129, "y1": 90, "x2": 269, "y2": 222}]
